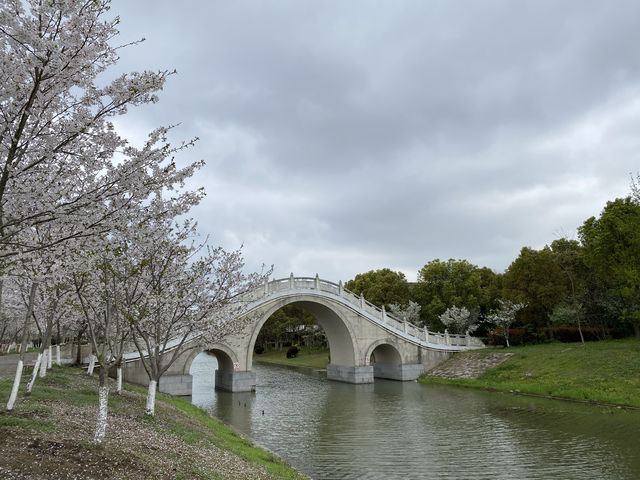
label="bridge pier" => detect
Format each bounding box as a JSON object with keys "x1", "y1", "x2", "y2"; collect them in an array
[
  {"x1": 215, "y1": 370, "x2": 257, "y2": 392},
  {"x1": 327, "y1": 364, "x2": 374, "y2": 384},
  {"x1": 372, "y1": 363, "x2": 424, "y2": 381},
  {"x1": 158, "y1": 374, "x2": 193, "y2": 396}
]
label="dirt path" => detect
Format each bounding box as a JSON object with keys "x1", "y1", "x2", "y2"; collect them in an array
[{"x1": 0, "y1": 353, "x2": 39, "y2": 381}]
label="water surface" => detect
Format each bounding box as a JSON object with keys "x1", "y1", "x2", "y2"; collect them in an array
[{"x1": 190, "y1": 354, "x2": 640, "y2": 480}]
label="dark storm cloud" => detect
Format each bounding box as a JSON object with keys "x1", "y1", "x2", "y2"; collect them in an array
[{"x1": 111, "y1": 0, "x2": 640, "y2": 280}]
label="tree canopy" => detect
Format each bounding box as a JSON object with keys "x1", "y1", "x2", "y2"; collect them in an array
[
  {"x1": 502, "y1": 246, "x2": 569, "y2": 337},
  {"x1": 413, "y1": 259, "x2": 498, "y2": 328},
  {"x1": 579, "y1": 197, "x2": 640, "y2": 339},
  {"x1": 345, "y1": 268, "x2": 411, "y2": 309}
]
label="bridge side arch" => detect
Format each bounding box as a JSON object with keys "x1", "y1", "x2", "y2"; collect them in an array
[
  {"x1": 244, "y1": 293, "x2": 359, "y2": 371},
  {"x1": 365, "y1": 339, "x2": 403, "y2": 365},
  {"x1": 181, "y1": 343, "x2": 239, "y2": 375}
]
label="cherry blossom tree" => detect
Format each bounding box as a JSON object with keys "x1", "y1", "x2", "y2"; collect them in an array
[
  {"x1": 438, "y1": 305, "x2": 477, "y2": 334},
  {"x1": 388, "y1": 301, "x2": 422, "y2": 326},
  {"x1": 0, "y1": 0, "x2": 206, "y2": 440},
  {"x1": 21, "y1": 224, "x2": 74, "y2": 382},
  {"x1": 73, "y1": 240, "x2": 132, "y2": 444},
  {"x1": 0, "y1": 278, "x2": 24, "y2": 350},
  {"x1": 0, "y1": 0, "x2": 200, "y2": 262},
  {"x1": 1, "y1": 0, "x2": 269, "y2": 445},
  {"x1": 6, "y1": 206, "x2": 103, "y2": 406},
  {"x1": 5, "y1": 280, "x2": 36, "y2": 411},
  {"x1": 25, "y1": 282, "x2": 73, "y2": 391},
  {"x1": 487, "y1": 300, "x2": 525, "y2": 348},
  {"x1": 118, "y1": 201, "x2": 268, "y2": 416}
]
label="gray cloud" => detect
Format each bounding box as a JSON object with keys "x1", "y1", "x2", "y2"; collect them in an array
[{"x1": 111, "y1": 0, "x2": 640, "y2": 280}]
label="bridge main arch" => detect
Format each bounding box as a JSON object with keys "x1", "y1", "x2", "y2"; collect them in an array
[{"x1": 245, "y1": 293, "x2": 359, "y2": 371}]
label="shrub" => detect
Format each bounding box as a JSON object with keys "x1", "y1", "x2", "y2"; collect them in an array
[
  {"x1": 489, "y1": 326, "x2": 616, "y2": 345},
  {"x1": 254, "y1": 345, "x2": 265, "y2": 355},
  {"x1": 487, "y1": 328, "x2": 525, "y2": 346},
  {"x1": 539, "y1": 326, "x2": 613, "y2": 342},
  {"x1": 286, "y1": 345, "x2": 299, "y2": 358}
]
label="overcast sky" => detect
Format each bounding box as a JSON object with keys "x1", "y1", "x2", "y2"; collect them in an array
[{"x1": 110, "y1": 0, "x2": 640, "y2": 282}]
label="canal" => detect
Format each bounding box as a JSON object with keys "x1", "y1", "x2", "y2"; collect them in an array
[{"x1": 189, "y1": 354, "x2": 640, "y2": 480}]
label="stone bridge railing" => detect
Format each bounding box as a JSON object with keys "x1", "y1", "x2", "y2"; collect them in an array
[{"x1": 243, "y1": 274, "x2": 484, "y2": 349}]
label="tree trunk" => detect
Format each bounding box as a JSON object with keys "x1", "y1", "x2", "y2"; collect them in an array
[
  {"x1": 0, "y1": 323, "x2": 7, "y2": 348},
  {"x1": 6, "y1": 282, "x2": 38, "y2": 411},
  {"x1": 87, "y1": 354, "x2": 96, "y2": 375},
  {"x1": 56, "y1": 345, "x2": 61, "y2": 365},
  {"x1": 47, "y1": 345, "x2": 52, "y2": 369},
  {"x1": 93, "y1": 368, "x2": 109, "y2": 445},
  {"x1": 146, "y1": 380, "x2": 157, "y2": 416},
  {"x1": 634, "y1": 322, "x2": 640, "y2": 341},
  {"x1": 116, "y1": 367, "x2": 122, "y2": 395},
  {"x1": 75, "y1": 332, "x2": 82, "y2": 365},
  {"x1": 0, "y1": 279, "x2": 4, "y2": 346},
  {"x1": 56, "y1": 318, "x2": 61, "y2": 346},
  {"x1": 39, "y1": 349, "x2": 48, "y2": 377},
  {"x1": 26, "y1": 353, "x2": 42, "y2": 394},
  {"x1": 41, "y1": 320, "x2": 54, "y2": 377},
  {"x1": 6, "y1": 360, "x2": 24, "y2": 411},
  {"x1": 577, "y1": 318, "x2": 585, "y2": 345}
]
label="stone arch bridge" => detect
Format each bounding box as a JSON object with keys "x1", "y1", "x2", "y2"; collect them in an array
[{"x1": 122, "y1": 275, "x2": 484, "y2": 394}]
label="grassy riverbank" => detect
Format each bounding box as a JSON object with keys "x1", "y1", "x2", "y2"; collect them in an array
[
  {"x1": 420, "y1": 338, "x2": 640, "y2": 408},
  {"x1": 0, "y1": 365, "x2": 307, "y2": 479},
  {"x1": 254, "y1": 348, "x2": 330, "y2": 369}
]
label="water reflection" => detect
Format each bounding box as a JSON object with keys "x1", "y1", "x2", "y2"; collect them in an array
[{"x1": 189, "y1": 355, "x2": 640, "y2": 480}]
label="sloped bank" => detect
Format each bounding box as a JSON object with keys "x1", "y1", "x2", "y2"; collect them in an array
[
  {"x1": 419, "y1": 338, "x2": 640, "y2": 409},
  {"x1": 0, "y1": 365, "x2": 308, "y2": 479}
]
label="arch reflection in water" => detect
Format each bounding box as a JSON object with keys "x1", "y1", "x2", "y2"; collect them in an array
[
  {"x1": 190, "y1": 361, "x2": 640, "y2": 480},
  {"x1": 189, "y1": 351, "x2": 218, "y2": 406}
]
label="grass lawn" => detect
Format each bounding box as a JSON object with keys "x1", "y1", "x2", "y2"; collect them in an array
[
  {"x1": 254, "y1": 348, "x2": 330, "y2": 369},
  {"x1": 0, "y1": 365, "x2": 307, "y2": 479},
  {"x1": 420, "y1": 338, "x2": 640, "y2": 408}
]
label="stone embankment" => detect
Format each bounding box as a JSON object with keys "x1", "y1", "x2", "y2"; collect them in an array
[{"x1": 424, "y1": 352, "x2": 513, "y2": 379}]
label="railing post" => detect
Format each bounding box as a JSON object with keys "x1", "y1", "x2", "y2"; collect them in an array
[
  {"x1": 360, "y1": 293, "x2": 365, "y2": 309},
  {"x1": 264, "y1": 277, "x2": 269, "y2": 295},
  {"x1": 465, "y1": 330, "x2": 471, "y2": 346},
  {"x1": 289, "y1": 272, "x2": 294, "y2": 289},
  {"x1": 338, "y1": 280, "x2": 343, "y2": 296},
  {"x1": 403, "y1": 321, "x2": 408, "y2": 334},
  {"x1": 382, "y1": 305, "x2": 387, "y2": 323},
  {"x1": 424, "y1": 326, "x2": 429, "y2": 343},
  {"x1": 445, "y1": 329, "x2": 450, "y2": 345},
  {"x1": 315, "y1": 273, "x2": 320, "y2": 290}
]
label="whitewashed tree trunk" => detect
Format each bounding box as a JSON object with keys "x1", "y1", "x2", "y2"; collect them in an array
[
  {"x1": 93, "y1": 385, "x2": 109, "y2": 445},
  {"x1": 116, "y1": 367, "x2": 122, "y2": 395},
  {"x1": 6, "y1": 360, "x2": 23, "y2": 410},
  {"x1": 39, "y1": 350, "x2": 48, "y2": 378},
  {"x1": 56, "y1": 345, "x2": 61, "y2": 365},
  {"x1": 6, "y1": 282, "x2": 38, "y2": 411},
  {"x1": 26, "y1": 353, "x2": 42, "y2": 394},
  {"x1": 146, "y1": 380, "x2": 157, "y2": 416},
  {"x1": 87, "y1": 355, "x2": 96, "y2": 375},
  {"x1": 47, "y1": 345, "x2": 53, "y2": 369}
]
